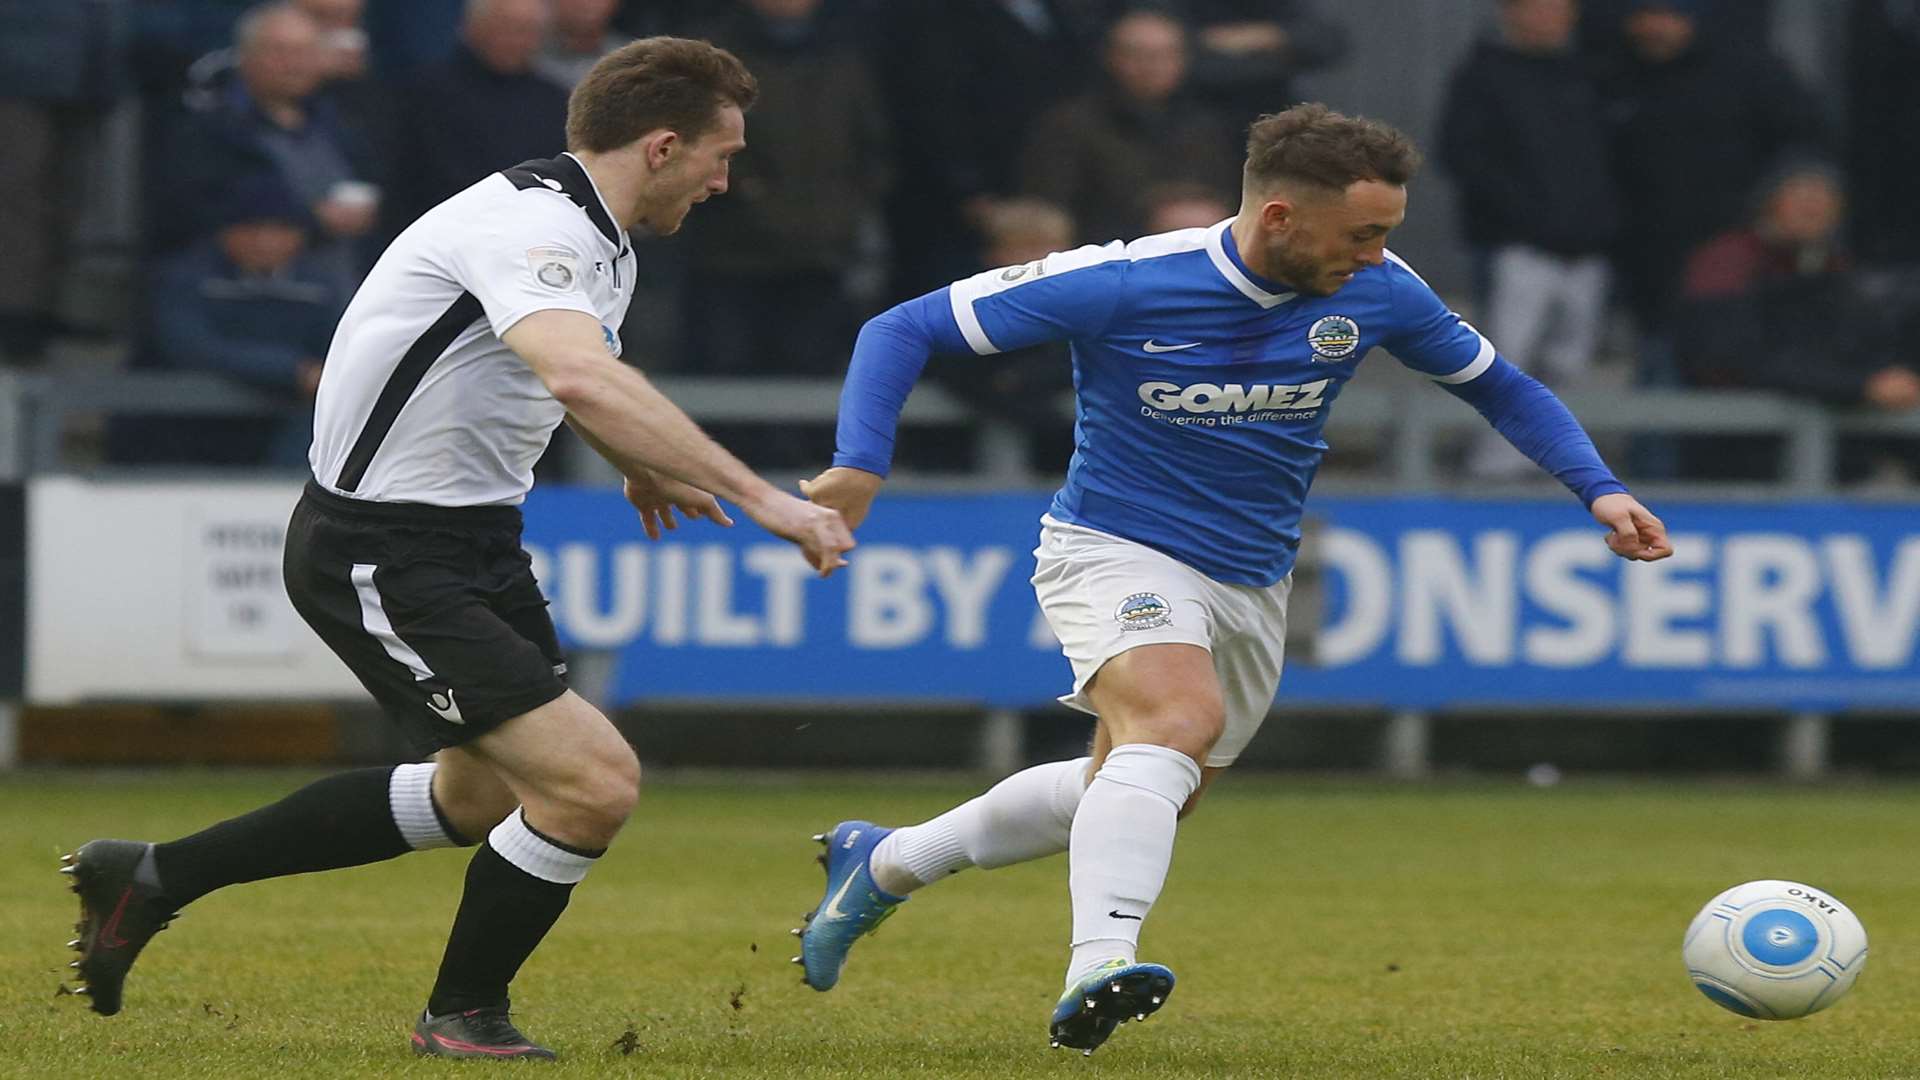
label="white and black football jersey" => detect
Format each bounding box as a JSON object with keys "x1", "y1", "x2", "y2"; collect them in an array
[{"x1": 309, "y1": 152, "x2": 636, "y2": 506}]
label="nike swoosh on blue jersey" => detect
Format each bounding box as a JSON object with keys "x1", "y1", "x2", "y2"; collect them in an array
[{"x1": 1142, "y1": 340, "x2": 1202, "y2": 353}]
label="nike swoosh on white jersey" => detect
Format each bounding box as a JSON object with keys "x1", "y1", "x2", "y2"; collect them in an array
[{"x1": 1142, "y1": 340, "x2": 1202, "y2": 353}]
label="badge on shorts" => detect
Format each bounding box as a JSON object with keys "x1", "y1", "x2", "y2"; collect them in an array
[
  {"x1": 426, "y1": 686, "x2": 465, "y2": 724},
  {"x1": 1115, "y1": 592, "x2": 1172, "y2": 631},
  {"x1": 527, "y1": 245, "x2": 580, "y2": 291}
]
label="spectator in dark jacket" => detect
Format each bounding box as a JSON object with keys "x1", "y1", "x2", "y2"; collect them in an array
[
  {"x1": 1166, "y1": 0, "x2": 1349, "y2": 143},
  {"x1": 1846, "y1": 0, "x2": 1920, "y2": 265},
  {"x1": 130, "y1": 172, "x2": 348, "y2": 466},
  {"x1": 0, "y1": 0, "x2": 129, "y2": 363},
  {"x1": 1601, "y1": 0, "x2": 1825, "y2": 335},
  {"x1": 871, "y1": 0, "x2": 1107, "y2": 299},
  {"x1": 158, "y1": 2, "x2": 381, "y2": 282},
  {"x1": 179, "y1": 0, "x2": 393, "y2": 267},
  {"x1": 1440, "y1": 0, "x2": 1619, "y2": 477},
  {"x1": 389, "y1": 0, "x2": 569, "y2": 229},
  {"x1": 1019, "y1": 9, "x2": 1240, "y2": 245},
  {"x1": 679, "y1": 0, "x2": 892, "y2": 379},
  {"x1": 1677, "y1": 162, "x2": 1920, "y2": 481}
]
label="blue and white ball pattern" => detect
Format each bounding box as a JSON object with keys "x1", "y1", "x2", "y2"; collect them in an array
[{"x1": 1683, "y1": 879, "x2": 1868, "y2": 1020}]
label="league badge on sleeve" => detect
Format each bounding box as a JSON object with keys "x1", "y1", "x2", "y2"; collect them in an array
[
  {"x1": 527, "y1": 245, "x2": 580, "y2": 291},
  {"x1": 1308, "y1": 315, "x2": 1360, "y2": 360}
]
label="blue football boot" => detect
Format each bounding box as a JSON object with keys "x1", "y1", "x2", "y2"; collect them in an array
[
  {"x1": 793, "y1": 821, "x2": 905, "y2": 991},
  {"x1": 1048, "y1": 959, "x2": 1176, "y2": 1055}
]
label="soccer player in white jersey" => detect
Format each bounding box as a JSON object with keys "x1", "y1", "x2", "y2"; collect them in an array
[
  {"x1": 58, "y1": 38, "x2": 853, "y2": 1060},
  {"x1": 796, "y1": 104, "x2": 1674, "y2": 1054}
]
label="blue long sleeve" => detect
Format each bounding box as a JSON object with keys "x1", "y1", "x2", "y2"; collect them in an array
[
  {"x1": 1442, "y1": 357, "x2": 1627, "y2": 506},
  {"x1": 832, "y1": 288, "x2": 972, "y2": 477}
]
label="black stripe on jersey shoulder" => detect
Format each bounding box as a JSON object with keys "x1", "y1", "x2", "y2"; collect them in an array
[
  {"x1": 500, "y1": 154, "x2": 622, "y2": 248},
  {"x1": 333, "y1": 291, "x2": 485, "y2": 493}
]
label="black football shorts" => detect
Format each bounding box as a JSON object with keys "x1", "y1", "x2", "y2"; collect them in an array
[{"x1": 283, "y1": 481, "x2": 569, "y2": 753}]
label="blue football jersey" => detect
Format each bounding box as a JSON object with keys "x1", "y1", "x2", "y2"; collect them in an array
[{"x1": 938, "y1": 220, "x2": 1492, "y2": 587}]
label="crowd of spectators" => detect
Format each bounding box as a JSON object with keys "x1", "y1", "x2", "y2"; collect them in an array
[
  {"x1": 1439, "y1": 0, "x2": 1918, "y2": 483},
  {"x1": 0, "y1": 0, "x2": 1914, "y2": 484}
]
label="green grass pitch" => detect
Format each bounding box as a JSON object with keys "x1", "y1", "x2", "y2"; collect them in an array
[{"x1": 3, "y1": 771, "x2": 1918, "y2": 1078}]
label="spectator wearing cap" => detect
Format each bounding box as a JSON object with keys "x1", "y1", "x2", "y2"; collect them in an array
[
  {"x1": 389, "y1": 0, "x2": 569, "y2": 229},
  {"x1": 1676, "y1": 162, "x2": 1920, "y2": 483},
  {"x1": 130, "y1": 172, "x2": 348, "y2": 465},
  {"x1": 1601, "y1": 0, "x2": 1825, "y2": 338},
  {"x1": 1019, "y1": 8, "x2": 1240, "y2": 245},
  {"x1": 1440, "y1": 0, "x2": 1619, "y2": 478},
  {"x1": 158, "y1": 2, "x2": 381, "y2": 279}
]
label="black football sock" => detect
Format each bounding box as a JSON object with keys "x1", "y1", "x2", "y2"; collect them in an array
[
  {"x1": 151, "y1": 766, "x2": 413, "y2": 907},
  {"x1": 427, "y1": 812, "x2": 601, "y2": 1015}
]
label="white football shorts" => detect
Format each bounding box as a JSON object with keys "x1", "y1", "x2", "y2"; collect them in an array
[{"x1": 1030, "y1": 514, "x2": 1290, "y2": 767}]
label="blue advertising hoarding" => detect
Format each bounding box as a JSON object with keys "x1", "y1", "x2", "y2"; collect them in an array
[{"x1": 521, "y1": 489, "x2": 1919, "y2": 711}]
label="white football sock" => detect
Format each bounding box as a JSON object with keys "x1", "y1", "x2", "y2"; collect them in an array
[
  {"x1": 389, "y1": 762, "x2": 461, "y2": 850},
  {"x1": 869, "y1": 757, "x2": 1092, "y2": 896},
  {"x1": 1064, "y1": 743, "x2": 1201, "y2": 989}
]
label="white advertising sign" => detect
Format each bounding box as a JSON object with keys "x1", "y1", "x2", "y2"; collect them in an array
[{"x1": 27, "y1": 478, "x2": 360, "y2": 703}]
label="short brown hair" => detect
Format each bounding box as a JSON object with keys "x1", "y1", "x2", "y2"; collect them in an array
[
  {"x1": 1243, "y1": 103, "x2": 1422, "y2": 195},
  {"x1": 566, "y1": 37, "x2": 758, "y2": 154}
]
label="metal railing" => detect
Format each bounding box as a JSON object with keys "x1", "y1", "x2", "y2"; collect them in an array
[
  {"x1": 4, "y1": 369, "x2": 1919, "y2": 777},
  {"x1": 11, "y1": 369, "x2": 1920, "y2": 491}
]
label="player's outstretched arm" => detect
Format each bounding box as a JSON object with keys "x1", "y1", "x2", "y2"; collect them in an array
[
  {"x1": 1589, "y1": 492, "x2": 1673, "y2": 562},
  {"x1": 565, "y1": 417, "x2": 734, "y2": 540},
  {"x1": 1439, "y1": 361, "x2": 1673, "y2": 563},
  {"x1": 507, "y1": 310, "x2": 852, "y2": 575}
]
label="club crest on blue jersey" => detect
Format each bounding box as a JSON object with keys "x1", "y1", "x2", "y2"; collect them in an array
[
  {"x1": 1308, "y1": 315, "x2": 1360, "y2": 360},
  {"x1": 1115, "y1": 592, "x2": 1172, "y2": 631}
]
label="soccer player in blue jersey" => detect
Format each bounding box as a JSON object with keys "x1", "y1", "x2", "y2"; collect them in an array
[{"x1": 794, "y1": 103, "x2": 1674, "y2": 1054}]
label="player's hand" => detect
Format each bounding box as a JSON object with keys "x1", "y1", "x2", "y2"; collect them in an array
[
  {"x1": 798, "y1": 466, "x2": 885, "y2": 530},
  {"x1": 740, "y1": 491, "x2": 854, "y2": 578},
  {"x1": 1590, "y1": 492, "x2": 1673, "y2": 562},
  {"x1": 623, "y1": 471, "x2": 734, "y2": 541}
]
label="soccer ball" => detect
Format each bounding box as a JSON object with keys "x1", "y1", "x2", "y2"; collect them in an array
[{"x1": 1683, "y1": 879, "x2": 1868, "y2": 1020}]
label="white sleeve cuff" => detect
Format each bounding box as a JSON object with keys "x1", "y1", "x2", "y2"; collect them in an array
[{"x1": 1430, "y1": 333, "x2": 1495, "y2": 384}]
